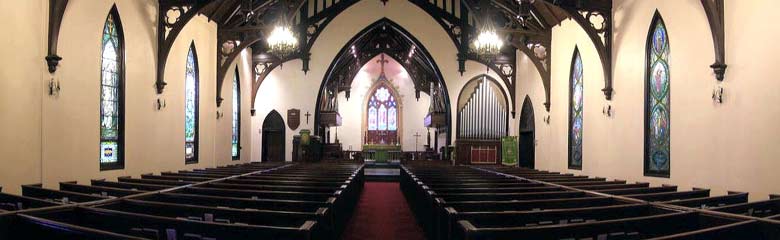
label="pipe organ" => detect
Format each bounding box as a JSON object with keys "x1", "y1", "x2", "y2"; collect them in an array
[{"x1": 456, "y1": 76, "x2": 508, "y2": 165}]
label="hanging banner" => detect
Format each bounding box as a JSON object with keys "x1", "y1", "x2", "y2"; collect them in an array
[{"x1": 501, "y1": 136, "x2": 518, "y2": 166}]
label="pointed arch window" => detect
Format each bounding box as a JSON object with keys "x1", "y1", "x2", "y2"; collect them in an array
[
  {"x1": 232, "y1": 67, "x2": 241, "y2": 160},
  {"x1": 185, "y1": 43, "x2": 199, "y2": 164},
  {"x1": 645, "y1": 12, "x2": 671, "y2": 177},
  {"x1": 100, "y1": 6, "x2": 125, "y2": 170},
  {"x1": 568, "y1": 48, "x2": 583, "y2": 170},
  {"x1": 365, "y1": 84, "x2": 400, "y2": 145}
]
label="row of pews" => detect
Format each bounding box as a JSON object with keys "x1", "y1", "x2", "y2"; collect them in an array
[
  {"x1": 401, "y1": 163, "x2": 780, "y2": 240},
  {"x1": 0, "y1": 162, "x2": 364, "y2": 240}
]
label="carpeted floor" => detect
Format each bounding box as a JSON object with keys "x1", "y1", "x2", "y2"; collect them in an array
[{"x1": 341, "y1": 182, "x2": 426, "y2": 240}]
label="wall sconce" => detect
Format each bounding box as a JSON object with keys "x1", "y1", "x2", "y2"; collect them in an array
[
  {"x1": 543, "y1": 115, "x2": 550, "y2": 124},
  {"x1": 48, "y1": 77, "x2": 61, "y2": 96},
  {"x1": 216, "y1": 111, "x2": 224, "y2": 119},
  {"x1": 156, "y1": 98, "x2": 167, "y2": 110},
  {"x1": 712, "y1": 85, "x2": 724, "y2": 104},
  {"x1": 602, "y1": 104, "x2": 613, "y2": 117}
]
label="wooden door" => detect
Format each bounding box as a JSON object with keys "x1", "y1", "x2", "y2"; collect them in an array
[
  {"x1": 518, "y1": 96, "x2": 535, "y2": 169},
  {"x1": 262, "y1": 110, "x2": 286, "y2": 162}
]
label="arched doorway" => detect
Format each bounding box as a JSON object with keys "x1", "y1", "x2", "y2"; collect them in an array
[
  {"x1": 518, "y1": 96, "x2": 535, "y2": 169},
  {"x1": 262, "y1": 110, "x2": 285, "y2": 162}
]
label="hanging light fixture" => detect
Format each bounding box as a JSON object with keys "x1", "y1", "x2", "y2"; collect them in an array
[
  {"x1": 471, "y1": 3, "x2": 503, "y2": 61},
  {"x1": 266, "y1": 1, "x2": 298, "y2": 59}
]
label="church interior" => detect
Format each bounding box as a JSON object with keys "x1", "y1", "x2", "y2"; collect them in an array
[{"x1": 1, "y1": 0, "x2": 780, "y2": 239}]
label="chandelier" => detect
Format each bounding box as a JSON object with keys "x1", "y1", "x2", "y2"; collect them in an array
[
  {"x1": 471, "y1": 1, "x2": 504, "y2": 61},
  {"x1": 267, "y1": 25, "x2": 298, "y2": 59},
  {"x1": 472, "y1": 27, "x2": 504, "y2": 61},
  {"x1": 266, "y1": 1, "x2": 298, "y2": 60}
]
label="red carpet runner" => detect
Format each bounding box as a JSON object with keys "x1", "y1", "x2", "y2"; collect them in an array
[{"x1": 342, "y1": 182, "x2": 426, "y2": 240}]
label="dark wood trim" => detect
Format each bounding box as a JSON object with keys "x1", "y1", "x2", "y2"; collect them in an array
[
  {"x1": 313, "y1": 18, "x2": 452, "y2": 145},
  {"x1": 46, "y1": 0, "x2": 68, "y2": 73},
  {"x1": 556, "y1": 1, "x2": 614, "y2": 100},
  {"x1": 516, "y1": 35, "x2": 552, "y2": 112},
  {"x1": 701, "y1": 0, "x2": 727, "y2": 81},
  {"x1": 156, "y1": 1, "x2": 213, "y2": 94}
]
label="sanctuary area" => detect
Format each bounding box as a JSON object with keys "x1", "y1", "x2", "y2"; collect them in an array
[{"x1": 1, "y1": 0, "x2": 779, "y2": 239}]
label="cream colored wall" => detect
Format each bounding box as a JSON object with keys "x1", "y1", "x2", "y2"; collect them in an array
[
  {"x1": 0, "y1": 0, "x2": 252, "y2": 193},
  {"x1": 0, "y1": 0, "x2": 45, "y2": 194},
  {"x1": 251, "y1": 0, "x2": 511, "y2": 162},
  {"x1": 519, "y1": 0, "x2": 780, "y2": 200}
]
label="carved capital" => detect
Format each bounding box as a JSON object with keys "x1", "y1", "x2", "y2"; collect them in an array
[
  {"x1": 155, "y1": 80, "x2": 167, "y2": 94},
  {"x1": 45, "y1": 55, "x2": 62, "y2": 73},
  {"x1": 710, "y1": 63, "x2": 727, "y2": 81}
]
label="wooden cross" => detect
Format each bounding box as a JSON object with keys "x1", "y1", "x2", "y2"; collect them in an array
[
  {"x1": 377, "y1": 54, "x2": 389, "y2": 74},
  {"x1": 304, "y1": 111, "x2": 311, "y2": 124}
]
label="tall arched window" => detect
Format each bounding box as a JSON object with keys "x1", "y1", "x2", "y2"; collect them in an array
[
  {"x1": 365, "y1": 83, "x2": 400, "y2": 145},
  {"x1": 569, "y1": 47, "x2": 583, "y2": 170},
  {"x1": 100, "y1": 5, "x2": 125, "y2": 170},
  {"x1": 645, "y1": 12, "x2": 671, "y2": 177},
  {"x1": 232, "y1": 67, "x2": 241, "y2": 160},
  {"x1": 185, "y1": 42, "x2": 199, "y2": 164}
]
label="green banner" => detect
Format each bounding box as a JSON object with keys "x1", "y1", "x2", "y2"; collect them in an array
[{"x1": 501, "y1": 136, "x2": 518, "y2": 166}]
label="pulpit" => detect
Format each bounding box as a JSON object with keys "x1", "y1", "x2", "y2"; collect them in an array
[{"x1": 292, "y1": 131, "x2": 322, "y2": 162}]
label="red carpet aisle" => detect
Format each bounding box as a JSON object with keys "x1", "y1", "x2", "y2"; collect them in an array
[{"x1": 341, "y1": 182, "x2": 426, "y2": 240}]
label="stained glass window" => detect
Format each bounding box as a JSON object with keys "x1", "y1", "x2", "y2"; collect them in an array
[
  {"x1": 185, "y1": 43, "x2": 199, "y2": 164},
  {"x1": 568, "y1": 48, "x2": 583, "y2": 170},
  {"x1": 645, "y1": 13, "x2": 670, "y2": 177},
  {"x1": 365, "y1": 84, "x2": 399, "y2": 145},
  {"x1": 100, "y1": 7, "x2": 124, "y2": 170},
  {"x1": 231, "y1": 67, "x2": 241, "y2": 160}
]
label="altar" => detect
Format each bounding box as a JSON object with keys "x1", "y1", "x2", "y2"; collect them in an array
[{"x1": 362, "y1": 144, "x2": 402, "y2": 163}]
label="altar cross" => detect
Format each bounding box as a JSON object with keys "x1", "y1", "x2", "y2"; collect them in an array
[
  {"x1": 304, "y1": 111, "x2": 311, "y2": 124},
  {"x1": 413, "y1": 132, "x2": 422, "y2": 153}
]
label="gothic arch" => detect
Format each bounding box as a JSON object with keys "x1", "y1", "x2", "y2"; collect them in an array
[{"x1": 314, "y1": 18, "x2": 452, "y2": 145}]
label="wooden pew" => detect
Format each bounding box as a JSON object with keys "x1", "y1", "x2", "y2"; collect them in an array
[
  {"x1": 91, "y1": 179, "x2": 170, "y2": 191},
  {"x1": 28, "y1": 207, "x2": 317, "y2": 240},
  {"x1": 118, "y1": 176, "x2": 196, "y2": 186},
  {"x1": 177, "y1": 187, "x2": 338, "y2": 202},
  {"x1": 59, "y1": 181, "x2": 145, "y2": 197},
  {"x1": 624, "y1": 189, "x2": 711, "y2": 202},
  {"x1": 202, "y1": 182, "x2": 342, "y2": 193},
  {"x1": 454, "y1": 212, "x2": 735, "y2": 240},
  {"x1": 576, "y1": 182, "x2": 651, "y2": 191},
  {"x1": 98, "y1": 199, "x2": 334, "y2": 238},
  {"x1": 663, "y1": 192, "x2": 749, "y2": 209},
  {"x1": 711, "y1": 198, "x2": 780, "y2": 217},
  {"x1": 0, "y1": 193, "x2": 59, "y2": 211},
  {"x1": 22, "y1": 184, "x2": 107, "y2": 203},
  {"x1": 597, "y1": 185, "x2": 678, "y2": 195},
  {"x1": 0, "y1": 214, "x2": 148, "y2": 240},
  {"x1": 442, "y1": 203, "x2": 671, "y2": 240}
]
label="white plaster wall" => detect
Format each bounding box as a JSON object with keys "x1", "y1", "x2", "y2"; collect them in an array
[
  {"x1": 251, "y1": 0, "x2": 510, "y2": 162},
  {"x1": 0, "y1": 0, "x2": 45, "y2": 194},
  {"x1": 518, "y1": 0, "x2": 780, "y2": 200}
]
